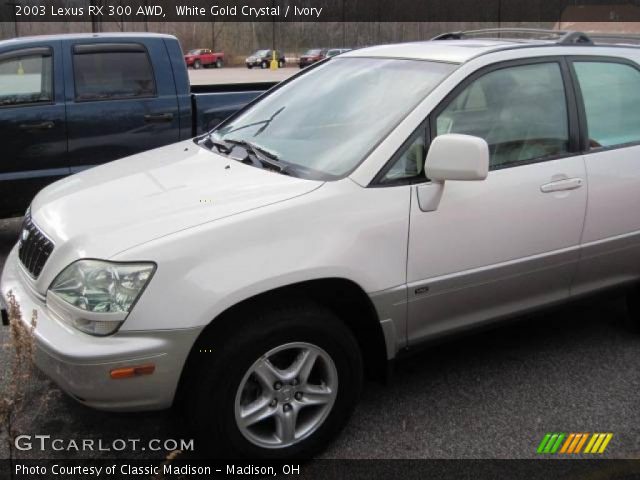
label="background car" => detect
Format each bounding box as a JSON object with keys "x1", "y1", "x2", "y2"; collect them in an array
[
  {"x1": 184, "y1": 49, "x2": 225, "y2": 69},
  {"x1": 299, "y1": 48, "x2": 328, "y2": 68},
  {"x1": 326, "y1": 48, "x2": 352, "y2": 57},
  {"x1": 245, "y1": 49, "x2": 285, "y2": 69}
]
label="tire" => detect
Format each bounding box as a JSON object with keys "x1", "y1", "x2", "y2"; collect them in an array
[
  {"x1": 626, "y1": 284, "x2": 640, "y2": 332},
  {"x1": 279, "y1": 60, "x2": 285, "y2": 68},
  {"x1": 193, "y1": 60, "x2": 201, "y2": 70},
  {"x1": 261, "y1": 61, "x2": 268, "y2": 69},
  {"x1": 183, "y1": 302, "x2": 363, "y2": 459},
  {"x1": 216, "y1": 59, "x2": 223, "y2": 68},
  {"x1": 247, "y1": 64, "x2": 253, "y2": 69}
]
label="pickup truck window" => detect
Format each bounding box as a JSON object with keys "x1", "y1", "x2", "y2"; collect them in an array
[
  {"x1": 73, "y1": 44, "x2": 156, "y2": 101},
  {"x1": 212, "y1": 58, "x2": 455, "y2": 180},
  {"x1": 0, "y1": 49, "x2": 52, "y2": 107},
  {"x1": 573, "y1": 61, "x2": 640, "y2": 149},
  {"x1": 436, "y1": 62, "x2": 570, "y2": 170}
]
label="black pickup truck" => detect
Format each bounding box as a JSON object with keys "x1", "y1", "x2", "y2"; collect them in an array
[{"x1": 0, "y1": 33, "x2": 275, "y2": 217}]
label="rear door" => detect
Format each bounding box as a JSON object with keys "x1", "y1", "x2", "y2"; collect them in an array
[
  {"x1": 0, "y1": 43, "x2": 67, "y2": 216},
  {"x1": 64, "y1": 39, "x2": 180, "y2": 172},
  {"x1": 569, "y1": 57, "x2": 640, "y2": 293}
]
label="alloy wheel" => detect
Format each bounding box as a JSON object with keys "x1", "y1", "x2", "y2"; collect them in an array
[{"x1": 234, "y1": 342, "x2": 338, "y2": 449}]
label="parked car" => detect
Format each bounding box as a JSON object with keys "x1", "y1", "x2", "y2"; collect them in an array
[
  {"x1": 184, "y1": 48, "x2": 224, "y2": 69},
  {"x1": 4, "y1": 29, "x2": 640, "y2": 459},
  {"x1": 245, "y1": 49, "x2": 285, "y2": 69},
  {"x1": 298, "y1": 48, "x2": 328, "y2": 68},
  {"x1": 0, "y1": 33, "x2": 274, "y2": 217},
  {"x1": 326, "y1": 48, "x2": 351, "y2": 58}
]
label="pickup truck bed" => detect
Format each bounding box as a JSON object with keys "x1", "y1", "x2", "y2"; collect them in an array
[
  {"x1": 191, "y1": 82, "x2": 276, "y2": 135},
  {"x1": 0, "y1": 33, "x2": 275, "y2": 217}
]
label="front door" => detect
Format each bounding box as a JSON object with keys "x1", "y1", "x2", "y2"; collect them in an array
[{"x1": 404, "y1": 59, "x2": 588, "y2": 343}]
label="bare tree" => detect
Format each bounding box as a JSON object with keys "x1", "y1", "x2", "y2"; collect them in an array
[{"x1": 211, "y1": 21, "x2": 225, "y2": 51}]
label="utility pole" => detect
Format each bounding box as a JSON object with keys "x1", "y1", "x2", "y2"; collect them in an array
[
  {"x1": 271, "y1": 0, "x2": 275, "y2": 50},
  {"x1": 143, "y1": 0, "x2": 148, "y2": 32},
  {"x1": 270, "y1": 0, "x2": 277, "y2": 69},
  {"x1": 6, "y1": 1, "x2": 19, "y2": 37},
  {"x1": 342, "y1": 0, "x2": 346, "y2": 47},
  {"x1": 91, "y1": 0, "x2": 99, "y2": 32}
]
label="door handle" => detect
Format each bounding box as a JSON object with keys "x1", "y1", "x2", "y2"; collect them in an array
[
  {"x1": 19, "y1": 121, "x2": 54, "y2": 130},
  {"x1": 540, "y1": 178, "x2": 584, "y2": 193},
  {"x1": 144, "y1": 113, "x2": 174, "y2": 123}
]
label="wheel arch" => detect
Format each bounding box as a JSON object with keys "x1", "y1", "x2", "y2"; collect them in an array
[{"x1": 175, "y1": 278, "x2": 389, "y2": 405}]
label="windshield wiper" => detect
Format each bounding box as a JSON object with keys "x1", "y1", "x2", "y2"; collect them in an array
[
  {"x1": 198, "y1": 133, "x2": 290, "y2": 174},
  {"x1": 223, "y1": 106, "x2": 285, "y2": 137},
  {"x1": 225, "y1": 138, "x2": 288, "y2": 174},
  {"x1": 197, "y1": 134, "x2": 232, "y2": 154}
]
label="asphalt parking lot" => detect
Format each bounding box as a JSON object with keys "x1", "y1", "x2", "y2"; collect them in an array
[
  {"x1": 189, "y1": 66, "x2": 298, "y2": 85},
  {"x1": 1, "y1": 215, "x2": 640, "y2": 461}
]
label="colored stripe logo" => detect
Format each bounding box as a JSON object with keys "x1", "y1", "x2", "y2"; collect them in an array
[{"x1": 537, "y1": 433, "x2": 613, "y2": 454}]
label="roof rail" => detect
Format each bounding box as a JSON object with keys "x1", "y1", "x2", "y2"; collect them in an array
[
  {"x1": 432, "y1": 28, "x2": 593, "y2": 45},
  {"x1": 588, "y1": 33, "x2": 640, "y2": 46}
]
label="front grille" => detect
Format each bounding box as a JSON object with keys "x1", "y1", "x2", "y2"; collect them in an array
[{"x1": 18, "y1": 214, "x2": 54, "y2": 279}]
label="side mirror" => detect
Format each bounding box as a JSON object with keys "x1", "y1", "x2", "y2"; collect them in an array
[{"x1": 425, "y1": 134, "x2": 489, "y2": 182}]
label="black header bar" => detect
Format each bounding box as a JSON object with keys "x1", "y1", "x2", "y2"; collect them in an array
[{"x1": 2, "y1": 1, "x2": 640, "y2": 23}]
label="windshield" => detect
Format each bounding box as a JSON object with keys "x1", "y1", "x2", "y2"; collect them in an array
[
  {"x1": 211, "y1": 58, "x2": 456, "y2": 179},
  {"x1": 304, "y1": 49, "x2": 322, "y2": 55},
  {"x1": 253, "y1": 50, "x2": 270, "y2": 57},
  {"x1": 188, "y1": 50, "x2": 201, "y2": 55}
]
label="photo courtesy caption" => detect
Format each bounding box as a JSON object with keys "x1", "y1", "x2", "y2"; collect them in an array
[{"x1": 15, "y1": 463, "x2": 302, "y2": 477}]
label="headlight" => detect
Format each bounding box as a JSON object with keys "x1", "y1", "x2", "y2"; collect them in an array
[{"x1": 47, "y1": 260, "x2": 155, "y2": 336}]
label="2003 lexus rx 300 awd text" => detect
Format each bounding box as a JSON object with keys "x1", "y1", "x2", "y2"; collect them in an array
[{"x1": 3, "y1": 29, "x2": 640, "y2": 459}]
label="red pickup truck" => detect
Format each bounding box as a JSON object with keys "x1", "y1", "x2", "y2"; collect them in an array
[{"x1": 184, "y1": 49, "x2": 224, "y2": 69}]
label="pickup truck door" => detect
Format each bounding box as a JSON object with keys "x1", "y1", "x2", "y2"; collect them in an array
[
  {"x1": 64, "y1": 39, "x2": 181, "y2": 172},
  {"x1": 0, "y1": 43, "x2": 67, "y2": 216},
  {"x1": 202, "y1": 50, "x2": 214, "y2": 66},
  {"x1": 568, "y1": 58, "x2": 640, "y2": 294},
  {"x1": 402, "y1": 59, "x2": 587, "y2": 344}
]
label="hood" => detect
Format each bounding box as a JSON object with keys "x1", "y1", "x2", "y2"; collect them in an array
[{"x1": 31, "y1": 140, "x2": 322, "y2": 260}]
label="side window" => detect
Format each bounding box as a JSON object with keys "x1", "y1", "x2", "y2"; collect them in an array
[
  {"x1": 381, "y1": 131, "x2": 426, "y2": 184},
  {"x1": 573, "y1": 61, "x2": 640, "y2": 148},
  {"x1": 436, "y1": 62, "x2": 570, "y2": 169},
  {"x1": 73, "y1": 45, "x2": 156, "y2": 101},
  {"x1": 0, "y1": 50, "x2": 53, "y2": 107}
]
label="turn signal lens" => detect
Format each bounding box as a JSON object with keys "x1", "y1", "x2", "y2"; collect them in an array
[{"x1": 110, "y1": 364, "x2": 155, "y2": 379}]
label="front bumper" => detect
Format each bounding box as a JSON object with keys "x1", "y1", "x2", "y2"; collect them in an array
[{"x1": 0, "y1": 245, "x2": 201, "y2": 411}]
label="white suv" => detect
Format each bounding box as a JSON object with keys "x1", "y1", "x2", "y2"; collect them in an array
[{"x1": 2, "y1": 29, "x2": 640, "y2": 458}]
